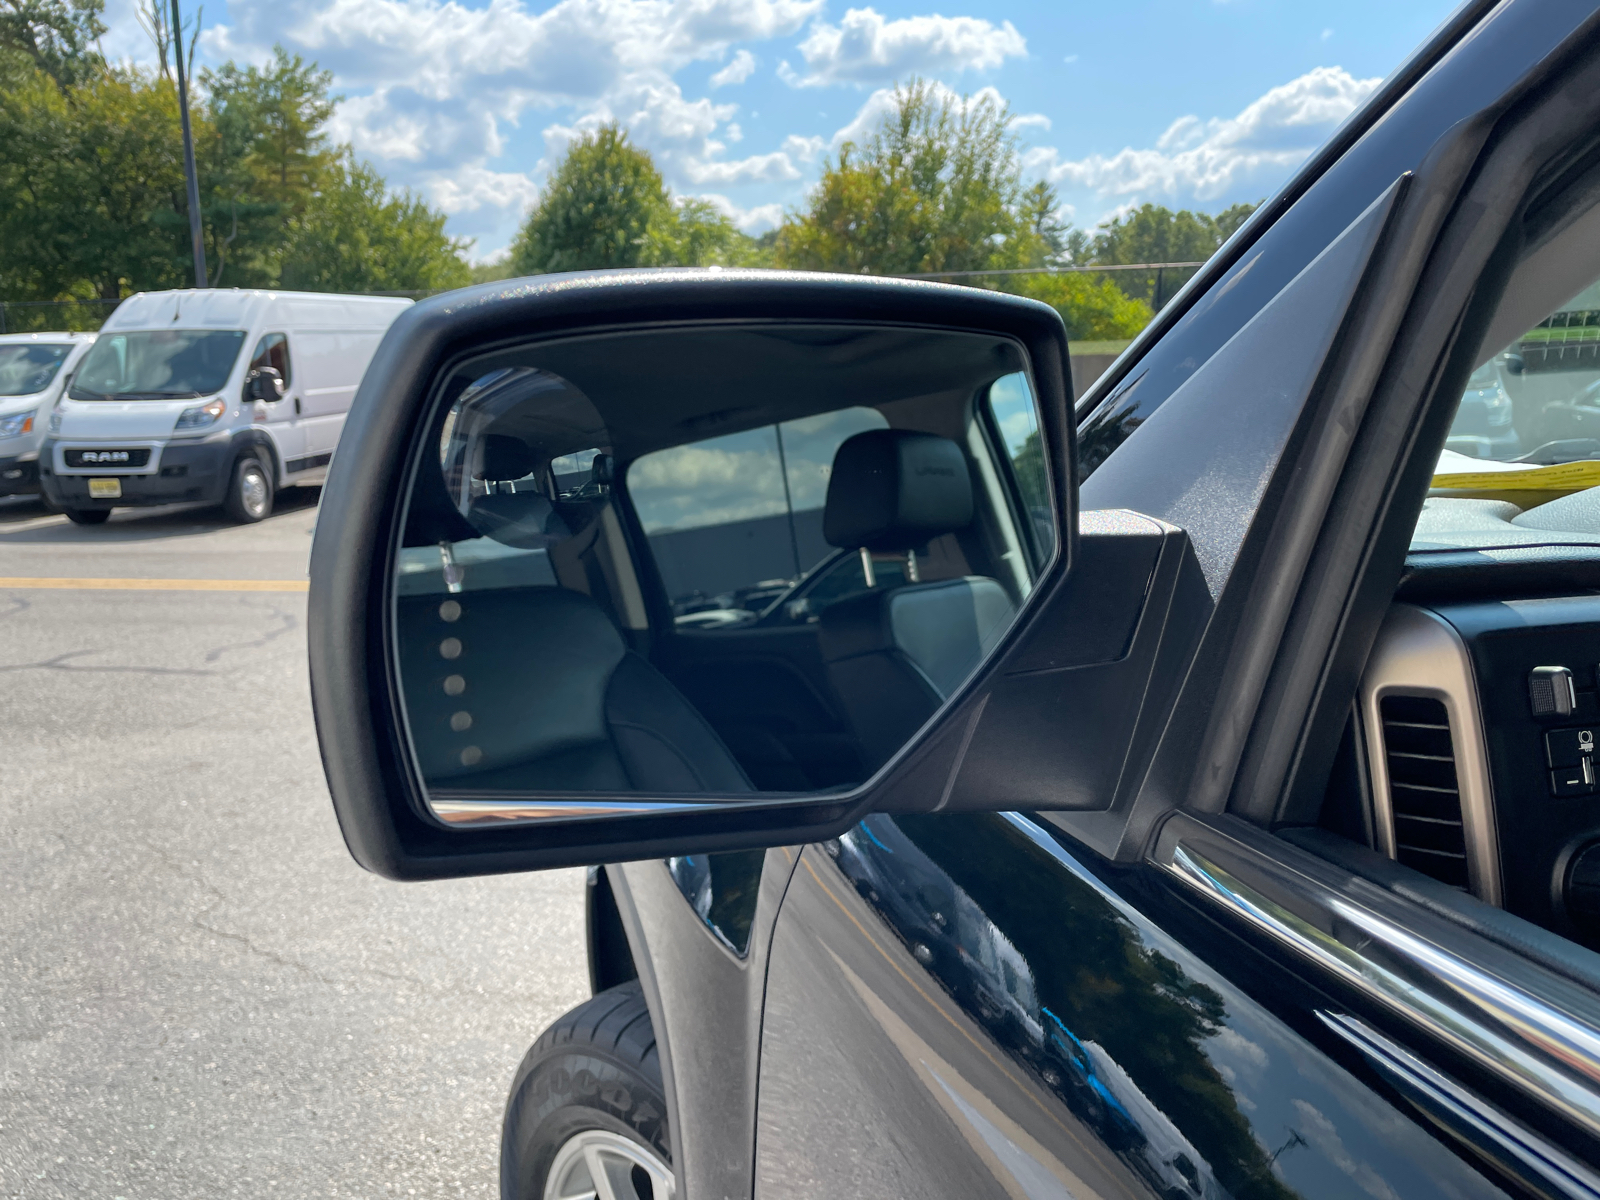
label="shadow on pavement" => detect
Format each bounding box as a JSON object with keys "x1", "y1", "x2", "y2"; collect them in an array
[{"x1": 0, "y1": 487, "x2": 322, "y2": 543}]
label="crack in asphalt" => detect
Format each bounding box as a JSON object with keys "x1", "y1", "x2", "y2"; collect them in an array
[
  {"x1": 203, "y1": 598, "x2": 299, "y2": 663},
  {"x1": 0, "y1": 595, "x2": 30, "y2": 621},
  {"x1": 0, "y1": 649, "x2": 214, "y2": 676},
  {"x1": 131, "y1": 836, "x2": 521, "y2": 1002}
]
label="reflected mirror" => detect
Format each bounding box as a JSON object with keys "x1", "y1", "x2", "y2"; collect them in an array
[{"x1": 389, "y1": 323, "x2": 1058, "y2": 826}]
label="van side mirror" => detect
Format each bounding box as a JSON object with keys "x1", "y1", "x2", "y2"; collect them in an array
[
  {"x1": 309, "y1": 270, "x2": 1178, "y2": 881},
  {"x1": 247, "y1": 367, "x2": 285, "y2": 402}
]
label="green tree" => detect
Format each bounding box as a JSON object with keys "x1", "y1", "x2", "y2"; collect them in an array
[
  {"x1": 0, "y1": 0, "x2": 105, "y2": 89},
  {"x1": 0, "y1": 44, "x2": 472, "y2": 302},
  {"x1": 511, "y1": 124, "x2": 675, "y2": 274},
  {"x1": 1003, "y1": 271, "x2": 1152, "y2": 340},
  {"x1": 775, "y1": 79, "x2": 1049, "y2": 276},
  {"x1": 0, "y1": 66, "x2": 194, "y2": 299},
  {"x1": 648, "y1": 197, "x2": 769, "y2": 267},
  {"x1": 511, "y1": 124, "x2": 764, "y2": 274},
  {"x1": 279, "y1": 151, "x2": 471, "y2": 293},
  {"x1": 1082, "y1": 201, "x2": 1259, "y2": 308},
  {"x1": 770, "y1": 79, "x2": 1149, "y2": 338},
  {"x1": 199, "y1": 48, "x2": 338, "y2": 285}
]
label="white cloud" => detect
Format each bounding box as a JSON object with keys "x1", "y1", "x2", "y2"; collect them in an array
[
  {"x1": 427, "y1": 166, "x2": 540, "y2": 216},
  {"x1": 788, "y1": 7, "x2": 1026, "y2": 87},
  {"x1": 694, "y1": 193, "x2": 785, "y2": 232},
  {"x1": 710, "y1": 48, "x2": 757, "y2": 87},
  {"x1": 1290, "y1": 1100, "x2": 1402, "y2": 1200},
  {"x1": 827, "y1": 80, "x2": 1006, "y2": 150},
  {"x1": 209, "y1": 0, "x2": 822, "y2": 99},
  {"x1": 685, "y1": 151, "x2": 802, "y2": 184},
  {"x1": 1027, "y1": 66, "x2": 1380, "y2": 206},
  {"x1": 781, "y1": 133, "x2": 827, "y2": 161}
]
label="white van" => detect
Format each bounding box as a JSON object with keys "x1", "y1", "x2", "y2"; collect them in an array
[
  {"x1": 41, "y1": 289, "x2": 411, "y2": 524},
  {"x1": 0, "y1": 332, "x2": 97, "y2": 498}
]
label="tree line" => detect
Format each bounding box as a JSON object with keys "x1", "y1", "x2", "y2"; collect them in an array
[
  {"x1": 1, "y1": 0, "x2": 1254, "y2": 340},
  {"x1": 501, "y1": 81, "x2": 1257, "y2": 341},
  {"x1": 0, "y1": 0, "x2": 472, "y2": 303}
]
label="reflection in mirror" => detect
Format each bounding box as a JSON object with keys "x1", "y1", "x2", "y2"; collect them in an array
[{"x1": 389, "y1": 325, "x2": 1057, "y2": 825}]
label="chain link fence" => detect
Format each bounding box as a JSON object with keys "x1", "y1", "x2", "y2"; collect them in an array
[
  {"x1": 904, "y1": 261, "x2": 1208, "y2": 312},
  {"x1": 1, "y1": 267, "x2": 1206, "y2": 335}
]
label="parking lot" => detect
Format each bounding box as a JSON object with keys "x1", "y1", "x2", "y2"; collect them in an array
[{"x1": 0, "y1": 491, "x2": 589, "y2": 1199}]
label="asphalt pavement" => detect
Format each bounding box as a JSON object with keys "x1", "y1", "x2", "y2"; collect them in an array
[{"x1": 0, "y1": 490, "x2": 590, "y2": 1198}]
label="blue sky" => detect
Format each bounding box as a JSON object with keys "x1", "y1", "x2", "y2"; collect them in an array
[{"x1": 100, "y1": 0, "x2": 1462, "y2": 261}]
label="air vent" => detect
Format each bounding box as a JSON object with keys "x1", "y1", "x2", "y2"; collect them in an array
[{"x1": 1379, "y1": 695, "x2": 1469, "y2": 889}]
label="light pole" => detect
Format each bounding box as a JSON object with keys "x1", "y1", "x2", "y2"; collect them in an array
[{"x1": 171, "y1": 0, "x2": 207, "y2": 288}]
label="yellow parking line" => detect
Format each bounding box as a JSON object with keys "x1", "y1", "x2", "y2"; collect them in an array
[{"x1": 0, "y1": 577, "x2": 308, "y2": 592}]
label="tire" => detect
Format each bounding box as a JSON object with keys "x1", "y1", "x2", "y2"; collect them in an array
[
  {"x1": 501, "y1": 981, "x2": 673, "y2": 1200},
  {"x1": 223, "y1": 455, "x2": 273, "y2": 523},
  {"x1": 62, "y1": 508, "x2": 110, "y2": 525}
]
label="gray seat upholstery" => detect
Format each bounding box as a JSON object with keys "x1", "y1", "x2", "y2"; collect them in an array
[
  {"x1": 818, "y1": 429, "x2": 1016, "y2": 771},
  {"x1": 398, "y1": 587, "x2": 752, "y2": 794},
  {"x1": 466, "y1": 434, "x2": 571, "y2": 549}
]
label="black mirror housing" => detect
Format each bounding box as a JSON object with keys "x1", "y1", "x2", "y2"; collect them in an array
[
  {"x1": 247, "y1": 366, "x2": 285, "y2": 402},
  {"x1": 310, "y1": 270, "x2": 1084, "y2": 880}
]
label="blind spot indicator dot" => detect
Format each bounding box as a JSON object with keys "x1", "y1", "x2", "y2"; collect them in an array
[
  {"x1": 460, "y1": 746, "x2": 482, "y2": 766},
  {"x1": 439, "y1": 637, "x2": 463, "y2": 659},
  {"x1": 450, "y1": 711, "x2": 472, "y2": 732},
  {"x1": 443, "y1": 675, "x2": 465, "y2": 696},
  {"x1": 439, "y1": 600, "x2": 462, "y2": 622}
]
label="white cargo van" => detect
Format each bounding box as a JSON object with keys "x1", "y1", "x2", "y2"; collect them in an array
[
  {"x1": 0, "y1": 332, "x2": 97, "y2": 498},
  {"x1": 41, "y1": 289, "x2": 411, "y2": 524}
]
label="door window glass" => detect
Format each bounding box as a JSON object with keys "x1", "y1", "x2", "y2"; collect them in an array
[
  {"x1": 629, "y1": 407, "x2": 887, "y2": 625},
  {"x1": 1419, "y1": 271, "x2": 1600, "y2": 551},
  {"x1": 248, "y1": 333, "x2": 292, "y2": 386}
]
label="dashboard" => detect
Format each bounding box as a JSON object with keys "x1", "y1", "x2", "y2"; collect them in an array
[{"x1": 1362, "y1": 584, "x2": 1600, "y2": 946}]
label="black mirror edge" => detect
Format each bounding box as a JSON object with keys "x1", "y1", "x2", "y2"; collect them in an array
[{"x1": 308, "y1": 269, "x2": 1078, "y2": 881}]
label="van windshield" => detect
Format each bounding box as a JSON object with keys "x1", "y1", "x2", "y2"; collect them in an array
[
  {"x1": 0, "y1": 344, "x2": 72, "y2": 396},
  {"x1": 70, "y1": 330, "x2": 246, "y2": 400}
]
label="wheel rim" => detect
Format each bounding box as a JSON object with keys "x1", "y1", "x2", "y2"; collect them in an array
[
  {"x1": 240, "y1": 466, "x2": 268, "y2": 517},
  {"x1": 543, "y1": 1128, "x2": 674, "y2": 1200}
]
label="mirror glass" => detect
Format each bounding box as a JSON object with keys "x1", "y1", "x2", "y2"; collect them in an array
[{"x1": 389, "y1": 324, "x2": 1058, "y2": 826}]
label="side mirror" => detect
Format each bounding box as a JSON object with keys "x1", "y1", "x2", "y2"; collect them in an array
[
  {"x1": 247, "y1": 366, "x2": 285, "y2": 402},
  {"x1": 309, "y1": 271, "x2": 1185, "y2": 880},
  {"x1": 1503, "y1": 352, "x2": 1526, "y2": 376}
]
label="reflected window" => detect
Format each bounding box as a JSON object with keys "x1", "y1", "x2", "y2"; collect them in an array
[
  {"x1": 985, "y1": 372, "x2": 1056, "y2": 567},
  {"x1": 629, "y1": 407, "x2": 887, "y2": 627}
]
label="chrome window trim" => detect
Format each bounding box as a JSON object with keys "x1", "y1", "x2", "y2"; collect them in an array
[
  {"x1": 1158, "y1": 825, "x2": 1600, "y2": 1141},
  {"x1": 1319, "y1": 1010, "x2": 1600, "y2": 1200},
  {"x1": 1359, "y1": 602, "x2": 1503, "y2": 906}
]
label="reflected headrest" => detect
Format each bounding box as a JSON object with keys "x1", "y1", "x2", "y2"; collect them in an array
[
  {"x1": 823, "y1": 430, "x2": 973, "y2": 552},
  {"x1": 480, "y1": 434, "x2": 536, "y2": 482}
]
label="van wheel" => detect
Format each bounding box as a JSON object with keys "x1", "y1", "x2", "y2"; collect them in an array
[
  {"x1": 224, "y1": 456, "x2": 273, "y2": 523},
  {"x1": 63, "y1": 508, "x2": 110, "y2": 525},
  {"x1": 502, "y1": 981, "x2": 674, "y2": 1200}
]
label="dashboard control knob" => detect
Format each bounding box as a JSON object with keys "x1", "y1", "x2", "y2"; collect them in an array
[
  {"x1": 1530, "y1": 666, "x2": 1577, "y2": 718},
  {"x1": 1567, "y1": 842, "x2": 1600, "y2": 924}
]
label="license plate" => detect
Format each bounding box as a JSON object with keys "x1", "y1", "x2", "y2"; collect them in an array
[{"x1": 88, "y1": 478, "x2": 122, "y2": 499}]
